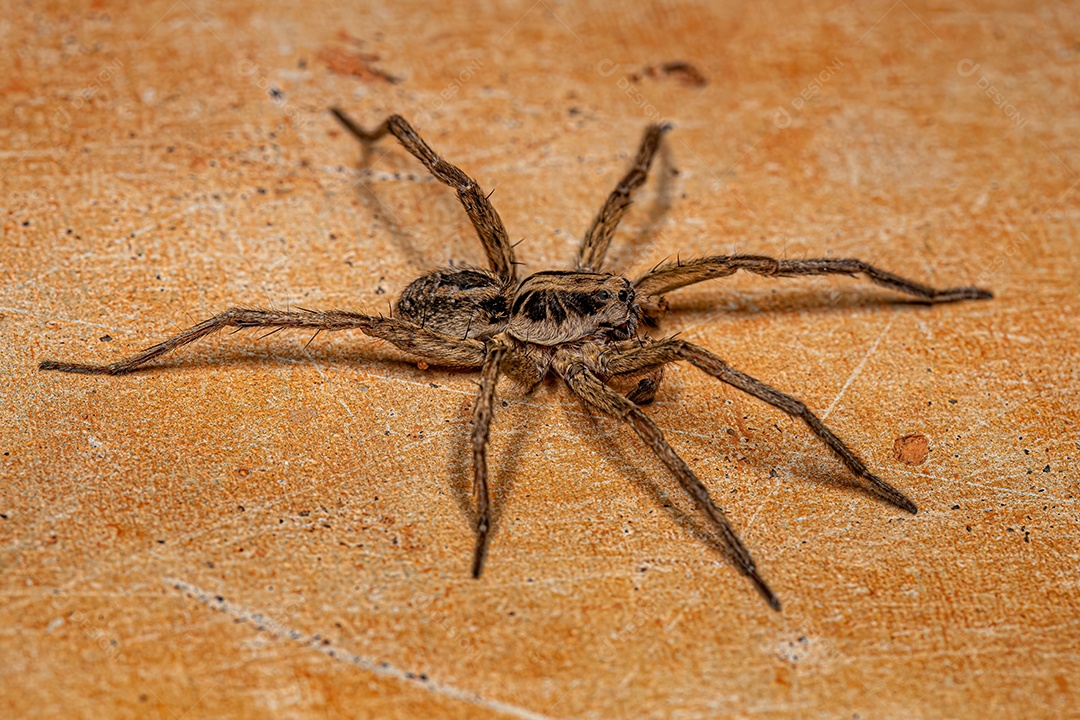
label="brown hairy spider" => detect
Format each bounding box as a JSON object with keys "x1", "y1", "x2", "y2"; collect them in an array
[{"x1": 40, "y1": 108, "x2": 992, "y2": 610}]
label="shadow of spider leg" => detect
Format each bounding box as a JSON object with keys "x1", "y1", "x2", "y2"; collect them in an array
[
  {"x1": 555, "y1": 351, "x2": 782, "y2": 611},
  {"x1": 577, "y1": 122, "x2": 671, "y2": 273}
]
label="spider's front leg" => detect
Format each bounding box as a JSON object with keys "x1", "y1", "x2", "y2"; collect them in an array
[
  {"x1": 469, "y1": 337, "x2": 509, "y2": 578},
  {"x1": 331, "y1": 108, "x2": 518, "y2": 280},
  {"x1": 39, "y1": 308, "x2": 487, "y2": 375},
  {"x1": 554, "y1": 350, "x2": 781, "y2": 610},
  {"x1": 577, "y1": 123, "x2": 671, "y2": 272},
  {"x1": 600, "y1": 338, "x2": 918, "y2": 514},
  {"x1": 634, "y1": 254, "x2": 992, "y2": 322}
]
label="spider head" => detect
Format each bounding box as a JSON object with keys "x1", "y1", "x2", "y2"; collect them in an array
[{"x1": 507, "y1": 272, "x2": 639, "y2": 345}]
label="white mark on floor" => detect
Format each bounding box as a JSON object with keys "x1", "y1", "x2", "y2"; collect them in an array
[
  {"x1": 0, "y1": 304, "x2": 114, "y2": 330},
  {"x1": 821, "y1": 317, "x2": 893, "y2": 421},
  {"x1": 164, "y1": 577, "x2": 556, "y2": 720}
]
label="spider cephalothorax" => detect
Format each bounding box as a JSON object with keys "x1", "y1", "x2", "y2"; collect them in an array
[
  {"x1": 510, "y1": 271, "x2": 640, "y2": 344},
  {"x1": 40, "y1": 109, "x2": 992, "y2": 610}
]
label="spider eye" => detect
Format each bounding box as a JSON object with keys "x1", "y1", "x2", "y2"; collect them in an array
[
  {"x1": 617, "y1": 289, "x2": 628, "y2": 302},
  {"x1": 596, "y1": 290, "x2": 611, "y2": 302}
]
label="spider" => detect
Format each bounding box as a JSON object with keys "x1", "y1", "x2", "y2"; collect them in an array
[{"x1": 40, "y1": 109, "x2": 992, "y2": 610}]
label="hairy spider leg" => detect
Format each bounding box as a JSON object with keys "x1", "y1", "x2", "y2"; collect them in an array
[
  {"x1": 555, "y1": 351, "x2": 781, "y2": 610},
  {"x1": 577, "y1": 123, "x2": 671, "y2": 273},
  {"x1": 634, "y1": 254, "x2": 993, "y2": 307},
  {"x1": 331, "y1": 108, "x2": 518, "y2": 280},
  {"x1": 470, "y1": 341, "x2": 508, "y2": 577},
  {"x1": 602, "y1": 338, "x2": 918, "y2": 514},
  {"x1": 39, "y1": 308, "x2": 487, "y2": 375}
]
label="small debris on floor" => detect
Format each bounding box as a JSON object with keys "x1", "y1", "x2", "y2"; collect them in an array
[{"x1": 893, "y1": 433, "x2": 929, "y2": 465}]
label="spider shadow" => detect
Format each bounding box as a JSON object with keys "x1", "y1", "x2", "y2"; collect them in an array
[
  {"x1": 607, "y1": 140, "x2": 677, "y2": 274},
  {"x1": 445, "y1": 381, "x2": 541, "y2": 558},
  {"x1": 559, "y1": 393, "x2": 746, "y2": 569},
  {"x1": 770, "y1": 452, "x2": 889, "y2": 505},
  {"x1": 661, "y1": 286, "x2": 950, "y2": 326},
  {"x1": 101, "y1": 342, "x2": 478, "y2": 384},
  {"x1": 344, "y1": 143, "x2": 480, "y2": 272}
]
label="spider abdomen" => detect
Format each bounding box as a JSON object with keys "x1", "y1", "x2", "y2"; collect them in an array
[{"x1": 396, "y1": 266, "x2": 512, "y2": 340}]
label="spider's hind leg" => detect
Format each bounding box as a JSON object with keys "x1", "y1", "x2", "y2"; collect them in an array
[
  {"x1": 469, "y1": 340, "x2": 508, "y2": 578},
  {"x1": 555, "y1": 351, "x2": 780, "y2": 610}
]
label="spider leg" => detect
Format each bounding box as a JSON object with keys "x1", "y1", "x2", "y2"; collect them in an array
[
  {"x1": 634, "y1": 254, "x2": 992, "y2": 316},
  {"x1": 331, "y1": 108, "x2": 517, "y2": 280},
  {"x1": 577, "y1": 123, "x2": 671, "y2": 272},
  {"x1": 555, "y1": 351, "x2": 781, "y2": 610},
  {"x1": 601, "y1": 338, "x2": 918, "y2": 514},
  {"x1": 470, "y1": 341, "x2": 507, "y2": 578},
  {"x1": 39, "y1": 308, "x2": 487, "y2": 375}
]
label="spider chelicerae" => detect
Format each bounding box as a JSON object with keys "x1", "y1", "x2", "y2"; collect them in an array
[{"x1": 41, "y1": 108, "x2": 992, "y2": 610}]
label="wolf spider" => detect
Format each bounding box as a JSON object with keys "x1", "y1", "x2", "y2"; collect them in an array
[{"x1": 40, "y1": 108, "x2": 992, "y2": 610}]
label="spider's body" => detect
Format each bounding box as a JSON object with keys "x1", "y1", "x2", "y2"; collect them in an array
[
  {"x1": 397, "y1": 265, "x2": 645, "y2": 391},
  {"x1": 399, "y1": 267, "x2": 638, "y2": 344},
  {"x1": 40, "y1": 109, "x2": 993, "y2": 610}
]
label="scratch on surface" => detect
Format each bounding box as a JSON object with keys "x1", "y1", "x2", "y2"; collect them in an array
[
  {"x1": 296, "y1": 343, "x2": 355, "y2": 420},
  {"x1": 963, "y1": 480, "x2": 1076, "y2": 504},
  {"x1": 163, "y1": 578, "x2": 555, "y2": 720},
  {"x1": 742, "y1": 475, "x2": 785, "y2": 534},
  {"x1": 0, "y1": 304, "x2": 114, "y2": 330},
  {"x1": 821, "y1": 317, "x2": 892, "y2": 420},
  {"x1": 337, "y1": 397, "x2": 356, "y2": 417},
  {"x1": 9, "y1": 251, "x2": 96, "y2": 292},
  {"x1": 956, "y1": 400, "x2": 1026, "y2": 442}
]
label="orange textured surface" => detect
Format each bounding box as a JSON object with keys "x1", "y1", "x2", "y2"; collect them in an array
[{"x1": 2, "y1": 2, "x2": 1078, "y2": 718}]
